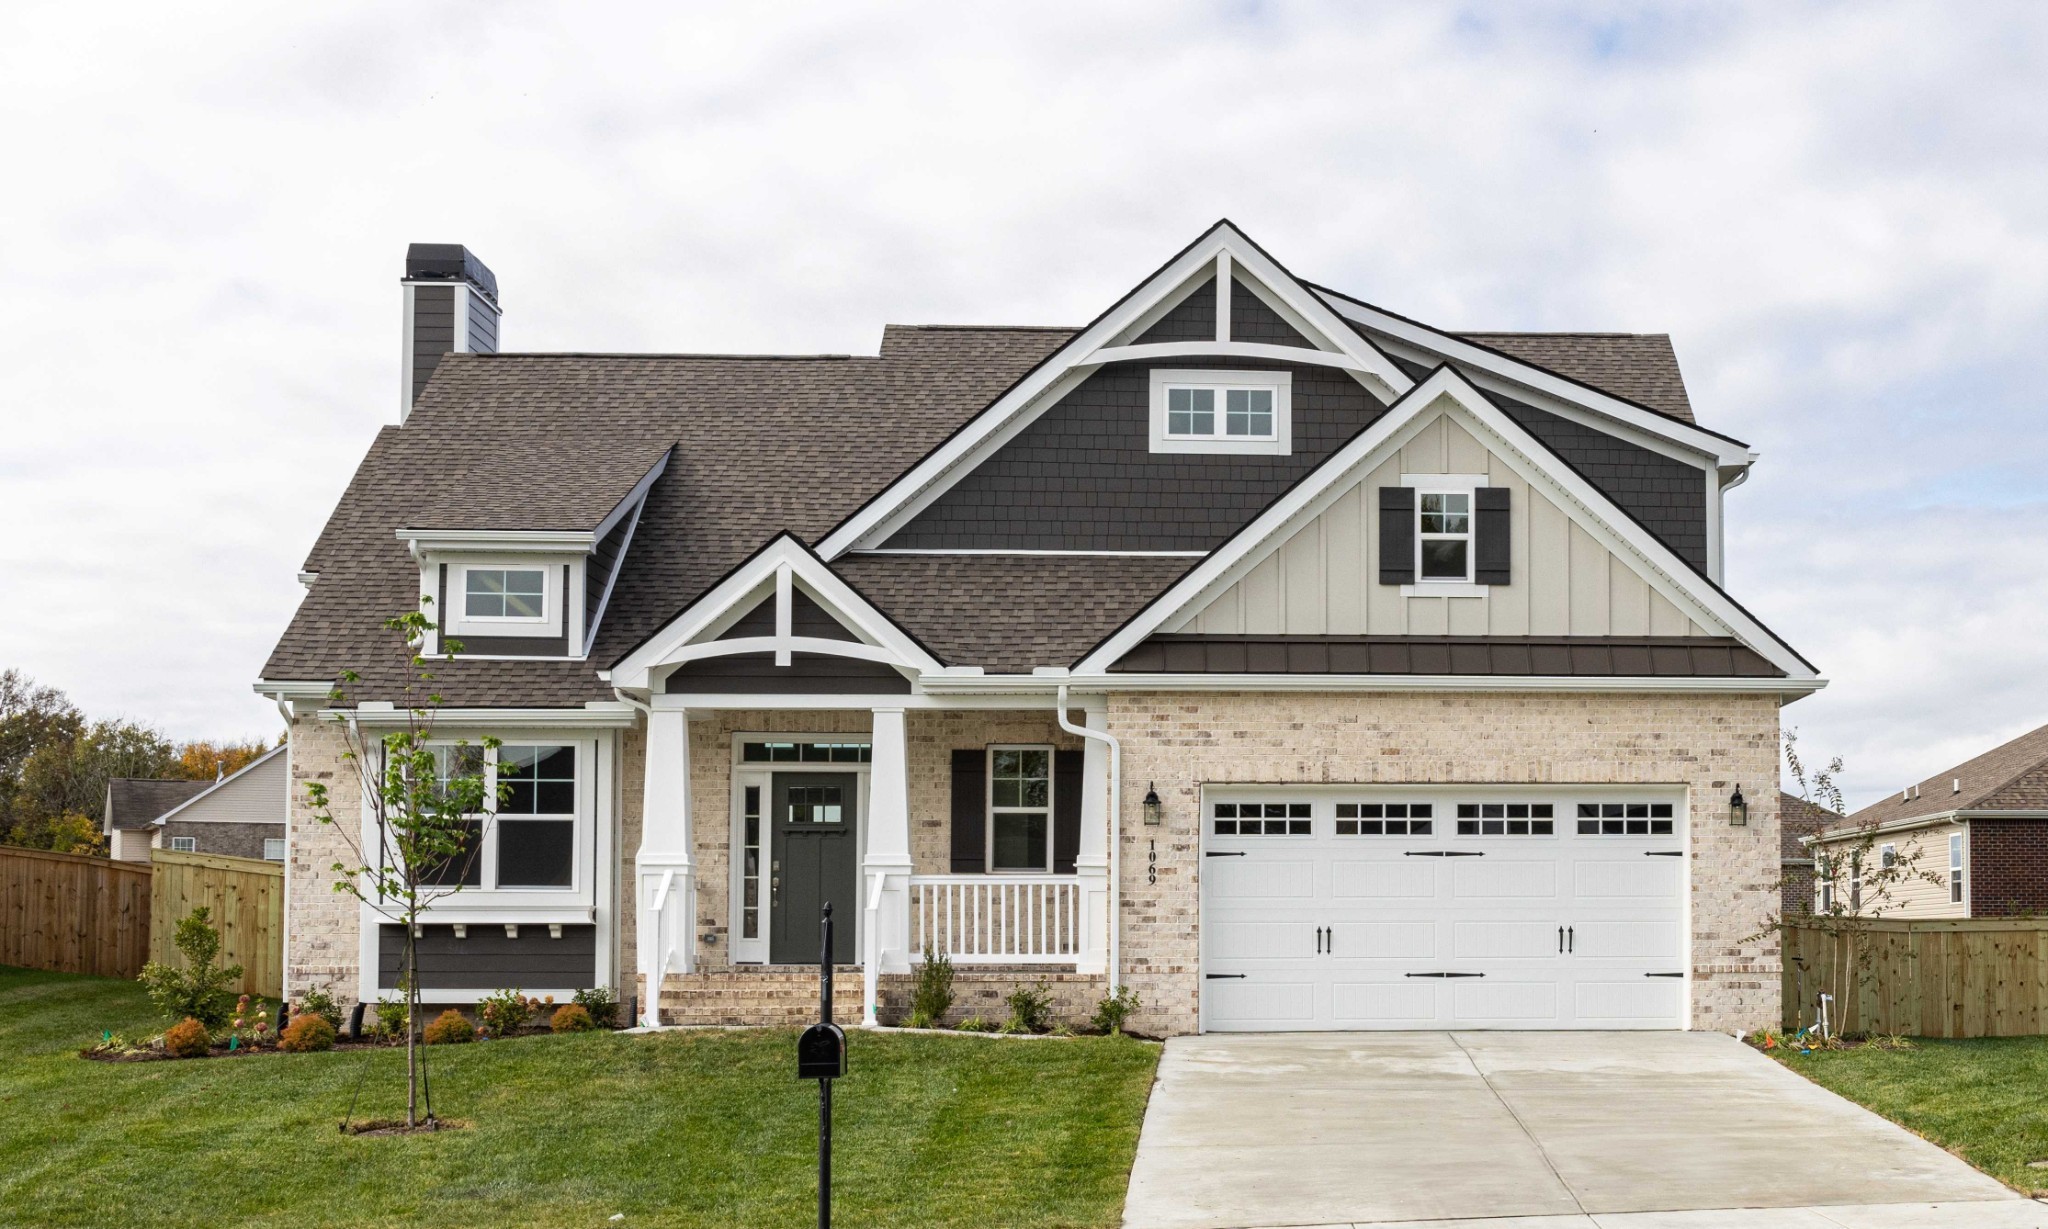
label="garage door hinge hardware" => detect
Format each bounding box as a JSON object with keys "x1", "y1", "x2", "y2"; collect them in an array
[
  {"x1": 1645, "y1": 972, "x2": 1685, "y2": 978},
  {"x1": 1204, "y1": 850, "x2": 1246, "y2": 858},
  {"x1": 1205, "y1": 973, "x2": 1247, "y2": 980},
  {"x1": 1405, "y1": 972, "x2": 1485, "y2": 978},
  {"x1": 1645, "y1": 850, "x2": 1684, "y2": 857},
  {"x1": 1403, "y1": 850, "x2": 1484, "y2": 857}
]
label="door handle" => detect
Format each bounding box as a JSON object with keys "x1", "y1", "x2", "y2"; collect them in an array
[
  {"x1": 1568, "y1": 926, "x2": 1574, "y2": 953},
  {"x1": 1558, "y1": 926, "x2": 1565, "y2": 954},
  {"x1": 1326, "y1": 926, "x2": 1334, "y2": 955},
  {"x1": 1315, "y1": 926, "x2": 1323, "y2": 954}
]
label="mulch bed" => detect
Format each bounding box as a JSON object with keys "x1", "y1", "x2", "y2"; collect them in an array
[
  {"x1": 340, "y1": 1118, "x2": 471, "y2": 1137},
  {"x1": 81, "y1": 1025, "x2": 619, "y2": 1063}
]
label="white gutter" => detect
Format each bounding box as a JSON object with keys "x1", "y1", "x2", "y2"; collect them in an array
[{"x1": 1055, "y1": 685, "x2": 1120, "y2": 993}]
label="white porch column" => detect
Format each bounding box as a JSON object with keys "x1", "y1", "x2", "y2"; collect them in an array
[
  {"x1": 1074, "y1": 702, "x2": 1112, "y2": 975},
  {"x1": 635, "y1": 706, "x2": 695, "y2": 1027},
  {"x1": 862, "y1": 706, "x2": 913, "y2": 1026}
]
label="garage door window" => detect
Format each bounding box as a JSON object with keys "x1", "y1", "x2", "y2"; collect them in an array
[
  {"x1": 1576, "y1": 802, "x2": 1674, "y2": 835},
  {"x1": 1455, "y1": 802, "x2": 1553, "y2": 836},
  {"x1": 1213, "y1": 802, "x2": 1310, "y2": 836},
  {"x1": 1335, "y1": 803, "x2": 1433, "y2": 835}
]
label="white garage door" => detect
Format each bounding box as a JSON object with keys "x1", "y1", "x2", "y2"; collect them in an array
[{"x1": 1200, "y1": 789, "x2": 1688, "y2": 1031}]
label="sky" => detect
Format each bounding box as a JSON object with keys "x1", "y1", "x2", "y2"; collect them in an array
[{"x1": 2, "y1": 1, "x2": 2044, "y2": 811}]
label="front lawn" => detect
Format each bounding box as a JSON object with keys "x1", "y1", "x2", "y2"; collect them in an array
[
  {"x1": 1769, "y1": 1036, "x2": 2048, "y2": 1192},
  {"x1": 0, "y1": 966, "x2": 1159, "y2": 1229}
]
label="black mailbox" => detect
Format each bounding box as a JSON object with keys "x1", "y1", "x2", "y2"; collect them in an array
[{"x1": 797, "y1": 1021, "x2": 846, "y2": 1081}]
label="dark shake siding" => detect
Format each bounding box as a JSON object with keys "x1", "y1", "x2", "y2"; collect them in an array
[
  {"x1": 885, "y1": 359, "x2": 1388, "y2": 551},
  {"x1": 1230, "y1": 279, "x2": 1316, "y2": 347},
  {"x1": 379, "y1": 924, "x2": 597, "y2": 992},
  {"x1": 1136, "y1": 276, "x2": 1216, "y2": 343}
]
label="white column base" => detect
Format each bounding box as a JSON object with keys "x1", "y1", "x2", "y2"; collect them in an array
[
  {"x1": 1074, "y1": 857, "x2": 1110, "y2": 975},
  {"x1": 636, "y1": 859, "x2": 695, "y2": 1027}
]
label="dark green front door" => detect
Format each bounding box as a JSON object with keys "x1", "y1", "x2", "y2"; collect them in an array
[{"x1": 770, "y1": 773, "x2": 859, "y2": 964}]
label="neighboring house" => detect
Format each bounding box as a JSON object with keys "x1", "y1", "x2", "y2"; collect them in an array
[
  {"x1": 102, "y1": 746, "x2": 288, "y2": 864},
  {"x1": 255, "y1": 225, "x2": 1819, "y2": 1035},
  {"x1": 1810, "y1": 720, "x2": 2048, "y2": 919},
  {"x1": 1779, "y1": 791, "x2": 1837, "y2": 916}
]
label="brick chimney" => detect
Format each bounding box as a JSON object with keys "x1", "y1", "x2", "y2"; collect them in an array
[{"x1": 400, "y1": 243, "x2": 499, "y2": 422}]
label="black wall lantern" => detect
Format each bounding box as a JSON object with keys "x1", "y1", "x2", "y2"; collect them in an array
[
  {"x1": 1142, "y1": 783, "x2": 1163, "y2": 826},
  {"x1": 1729, "y1": 785, "x2": 1748, "y2": 827}
]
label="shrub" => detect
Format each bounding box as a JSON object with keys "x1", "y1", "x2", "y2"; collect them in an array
[
  {"x1": 373, "y1": 997, "x2": 408, "y2": 1039},
  {"x1": 138, "y1": 907, "x2": 244, "y2": 1029},
  {"x1": 296, "y1": 985, "x2": 345, "y2": 1031},
  {"x1": 572, "y1": 986, "x2": 619, "y2": 1028},
  {"x1": 163, "y1": 1017, "x2": 211, "y2": 1058},
  {"x1": 909, "y1": 946, "x2": 955, "y2": 1029},
  {"x1": 1003, "y1": 982, "x2": 1054, "y2": 1034},
  {"x1": 955, "y1": 1014, "x2": 996, "y2": 1033},
  {"x1": 1090, "y1": 985, "x2": 1141, "y2": 1036},
  {"x1": 423, "y1": 1009, "x2": 475, "y2": 1045},
  {"x1": 279, "y1": 1013, "x2": 337, "y2": 1052},
  {"x1": 478, "y1": 988, "x2": 533, "y2": 1036},
  {"x1": 551, "y1": 1004, "x2": 596, "y2": 1033}
]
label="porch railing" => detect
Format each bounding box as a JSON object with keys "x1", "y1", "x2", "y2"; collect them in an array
[{"x1": 908, "y1": 875, "x2": 1082, "y2": 964}]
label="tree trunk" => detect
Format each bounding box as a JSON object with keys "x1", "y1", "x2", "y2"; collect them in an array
[{"x1": 405, "y1": 925, "x2": 418, "y2": 1128}]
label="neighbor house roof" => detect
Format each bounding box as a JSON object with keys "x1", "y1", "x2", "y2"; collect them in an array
[
  {"x1": 1837, "y1": 719, "x2": 2048, "y2": 833},
  {"x1": 104, "y1": 779, "x2": 211, "y2": 831},
  {"x1": 1780, "y1": 792, "x2": 1838, "y2": 862}
]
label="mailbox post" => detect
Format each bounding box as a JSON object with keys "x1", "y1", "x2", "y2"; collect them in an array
[{"x1": 797, "y1": 903, "x2": 847, "y2": 1229}]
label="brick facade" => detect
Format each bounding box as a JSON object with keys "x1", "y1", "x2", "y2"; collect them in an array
[
  {"x1": 1106, "y1": 689, "x2": 1784, "y2": 1036},
  {"x1": 283, "y1": 715, "x2": 359, "y2": 1000},
  {"x1": 159, "y1": 819, "x2": 283, "y2": 861},
  {"x1": 1968, "y1": 819, "x2": 2048, "y2": 916}
]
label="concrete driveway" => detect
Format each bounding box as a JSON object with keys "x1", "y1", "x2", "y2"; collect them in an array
[{"x1": 1124, "y1": 1032, "x2": 2034, "y2": 1229}]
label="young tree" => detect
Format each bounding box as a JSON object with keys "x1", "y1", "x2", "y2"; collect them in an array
[
  {"x1": 304, "y1": 605, "x2": 503, "y2": 1130},
  {"x1": 1762, "y1": 729, "x2": 1945, "y2": 1035}
]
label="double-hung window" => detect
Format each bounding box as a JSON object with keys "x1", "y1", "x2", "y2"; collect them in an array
[
  {"x1": 1816, "y1": 855, "x2": 1835, "y2": 912},
  {"x1": 1950, "y1": 833, "x2": 1965, "y2": 905},
  {"x1": 496, "y1": 745, "x2": 577, "y2": 888},
  {"x1": 418, "y1": 744, "x2": 487, "y2": 887},
  {"x1": 988, "y1": 746, "x2": 1053, "y2": 872},
  {"x1": 1417, "y1": 491, "x2": 1473, "y2": 581},
  {"x1": 1149, "y1": 370, "x2": 1292, "y2": 455}
]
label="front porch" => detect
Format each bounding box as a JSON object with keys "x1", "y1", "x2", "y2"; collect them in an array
[{"x1": 631, "y1": 706, "x2": 1117, "y2": 1027}]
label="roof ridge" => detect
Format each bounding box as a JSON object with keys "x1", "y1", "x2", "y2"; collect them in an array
[
  {"x1": 1452, "y1": 330, "x2": 1670, "y2": 339},
  {"x1": 472, "y1": 351, "x2": 861, "y2": 361},
  {"x1": 889, "y1": 324, "x2": 1081, "y2": 333}
]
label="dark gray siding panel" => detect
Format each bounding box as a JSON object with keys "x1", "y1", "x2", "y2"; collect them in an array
[
  {"x1": 585, "y1": 513, "x2": 634, "y2": 625},
  {"x1": 885, "y1": 359, "x2": 1387, "y2": 551},
  {"x1": 1230, "y1": 279, "x2": 1315, "y2": 348},
  {"x1": 662, "y1": 652, "x2": 910, "y2": 694},
  {"x1": 717, "y1": 590, "x2": 859, "y2": 642},
  {"x1": 1135, "y1": 276, "x2": 1216, "y2": 343},
  {"x1": 159, "y1": 820, "x2": 284, "y2": 860},
  {"x1": 466, "y1": 297, "x2": 500, "y2": 355},
  {"x1": 379, "y1": 924, "x2": 597, "y2": 992},
  {"x1": 1494, "y1": 395, "x2": 1709, "y2": 573},
  {"x1": 1111, "y1": 634, "x2": 1784, "y2": 678},
  {"x1": 411, "y1": 285, "x2": 457, "y2": 402}
]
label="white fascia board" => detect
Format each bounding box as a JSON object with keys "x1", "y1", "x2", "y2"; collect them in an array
[
  {"x1": 397, "y1": 528, "x2": 595, "y2": 557},
  {"x1": 1811, "y1": 808, "x2": 2048, "y2": 845},
  {"x1": 608, "y1": 535, "x2": 944, "y2": 690},
  {"x1": 1313, "y1": 288, "x2": 1756, "y2": 470},
  {"x1": 148, "y1": 745, "x2": 288, "y2": 826},
  {"x1": 591, "y1": 448, "x2": 673, "y2": 543},
  {"x1": 1073, "y1": 366, "x2": 1819, "y2": 682},
  {"x1": 821, "y1": 222, "x2": 1416, "y2": 558},
  {"x1": 921, "y1": 672, "x2": 1824, "y2": 697},
  {"x1": 332, "y1": 704, "x2": 640, "y2": 730},
  {"x1": 649, "y1": 690, "x2": 1085, "y2": 710},
  {"x1": 253, "y1": 679, "x2": 336, "y2": 702}
]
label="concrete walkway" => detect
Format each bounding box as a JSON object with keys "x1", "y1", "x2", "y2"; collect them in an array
[{"x1": 1124, "y1": 1032, "x2": 2028, "y2": 1229}]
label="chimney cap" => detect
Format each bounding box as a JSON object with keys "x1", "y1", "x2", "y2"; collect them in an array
[{"x1": 403, "y1": 243, "x2": 498, "y2": 305}]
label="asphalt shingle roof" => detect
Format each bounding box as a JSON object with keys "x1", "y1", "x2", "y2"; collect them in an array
[
  {"x1": 1453, "y1": 332, "x2": 1696, "y2": 423},
  {"x1": 106, "y1": 779, "x2": 211, "y2": 830},
  {"x1": 1841, "y1": 719, "x2": 2048, "y2": 831}
]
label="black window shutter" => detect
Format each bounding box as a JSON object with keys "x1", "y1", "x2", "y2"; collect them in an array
[
  {"x1": 1052, "y1": 750, "x2": 1083, "y2": 874},
  {"x1": 949, "y1": 749, "x2": 986, "y2": 873},
  {"x1": 1475, "y1": 487, "x2": 1511, "y2": 585},
  {"x1": 1378, "y1": 486, "x2": 1416, "y2": 584}
]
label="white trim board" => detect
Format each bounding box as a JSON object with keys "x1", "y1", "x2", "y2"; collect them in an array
[
  {"x1": 1071, "y1": 366, "x2": 1818, "y2": 682},
  {"x1": 819, "y1": 221, "x2": 1416, "y2": 557}
]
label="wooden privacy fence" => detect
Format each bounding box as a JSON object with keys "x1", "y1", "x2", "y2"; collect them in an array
[
  {"x1": 1783, "y1": 919, "x2": 2048, "y2": 1038},
  {"x1": 150, "y1": 849, "x2": 284, "y2": 998},
  {"x1": 0, "y1": 847, "x2": 153, "y2": 979}
]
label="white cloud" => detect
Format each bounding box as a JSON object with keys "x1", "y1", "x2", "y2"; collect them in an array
[{"x1": 2, "y1": 0, "x2": 2044, "y2": 807}]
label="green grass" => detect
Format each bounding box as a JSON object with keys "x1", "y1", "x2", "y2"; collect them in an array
[
  {"x1": 1771, "y1": 1036, "x2": 2048, "y2": 1191},
  {"x1": 0, "y1": 966, "x2": 1159, "y2": 1229}
]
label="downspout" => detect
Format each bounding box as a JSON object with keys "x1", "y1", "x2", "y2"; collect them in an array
[{"x1": 1055, "y1": 685, "x2": 1120, "y2": 993}]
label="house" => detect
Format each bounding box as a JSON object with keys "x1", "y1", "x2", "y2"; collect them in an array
[
  {"x1": 102, "y1": 746, "x2": 288, "y2": 864},
  {"x1": 255, "y1": 225, "x2": 1819, "y2": 1035},
  {"x1": 1779, "y1": 791, "x2": 1837, "y2": 916},
  {"x1": 1808, "y1": 720, "x2": 2048, "y2": 918}
]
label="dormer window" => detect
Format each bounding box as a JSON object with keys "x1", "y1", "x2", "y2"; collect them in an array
[
  {"x1": 465, "y1": 568, "x2": 547, "y2": 621},
  {"x1": 1149, "y1": 369, "x2": 1292, "y2": 455}
]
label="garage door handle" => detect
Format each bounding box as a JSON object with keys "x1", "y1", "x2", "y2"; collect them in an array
[
  {"x1": 1404, "y1": 850, "x2": 1484, "y2": 857},
  {"x1": 1645, "y1": 972, "x2": 1684, "y2": 978},
  {"x1": 1205, "y1": 851, "x2": 1246, "y2": 858},
  {"x1": 1646, "y1": 850, "x2": 1683, "y2": 857},
  {"x1": 1405, "y1": 972, "x2": 1485, "y2": 978},
  {"x1": 1205, "y1": 974, "x2": 1247, "y2": 980}
]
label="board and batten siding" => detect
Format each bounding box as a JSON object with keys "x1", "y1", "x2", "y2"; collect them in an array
[{"x1": 1174, "y1": 410, "x2": 1713, "y2": 639}]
